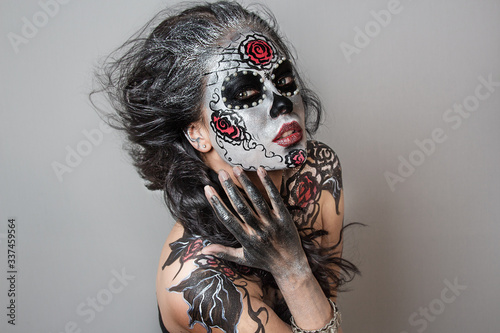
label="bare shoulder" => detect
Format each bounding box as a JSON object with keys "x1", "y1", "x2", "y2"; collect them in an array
[
  {"x1": 157, "y1": 224, "x2": 283, "y2": 333},
  {"x1": 282, "y1": 140, "x2": 343, "y2": 228}
]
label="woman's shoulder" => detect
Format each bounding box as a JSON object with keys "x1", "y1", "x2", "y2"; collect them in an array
[
  {"x1": 283, "y1": 140, "x2": 342, "y2": 201},
  {"x1": 282, "y1": 140, "x2": 343, "y2": 227},
  {"x1": 156, "y1": 225, "x2": 270, "y2": 332},
  {"x1": 305, "y1": 139, "x2": 341, "y2": 170}
]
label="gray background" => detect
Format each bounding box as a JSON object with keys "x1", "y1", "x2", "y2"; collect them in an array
[{"x1": 1, "y1": 0, "x2": 499, "y2": 332}]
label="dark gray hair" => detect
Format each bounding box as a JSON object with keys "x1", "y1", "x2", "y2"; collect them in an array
[
  {"x1": 94, "y1": 1, "x2": 321, "y2": 192},
  {"x1": 92, "y1": 2, "x2": 357, "y2": 306}
]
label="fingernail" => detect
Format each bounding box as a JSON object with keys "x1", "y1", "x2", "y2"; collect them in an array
[
  {"x1": 257, "y1": 166, "x2": 267, "y2": 177},
  {"x1": 219, "y1": 169, "x2": 229, "y2": 181},
  {"x1": 204, "y1": 185, "x2": 215, "y2": 197},
  {"x1": 233, "y1": 166, "x2": 242, "y2": 177}
]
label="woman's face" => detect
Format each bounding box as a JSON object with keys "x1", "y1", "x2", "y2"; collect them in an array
[{"x1": 202, "y1": 31, "x2": 307, "y2": 171}]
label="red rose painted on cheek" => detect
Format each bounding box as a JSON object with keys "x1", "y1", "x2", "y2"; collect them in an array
[
  {"x1": 213, "y1": 115, "x2": 241, "y2": 140},
  {"x1": 210, "y1": 111, "x2": 249, "y2": 145},
  {"x1": 245, "y1": 39, "x2": 273, "y2": 65}
]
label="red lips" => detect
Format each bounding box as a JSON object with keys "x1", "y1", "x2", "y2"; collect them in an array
[{"x1": 273, "y1": 121, "x2": 303, "y2": 147}]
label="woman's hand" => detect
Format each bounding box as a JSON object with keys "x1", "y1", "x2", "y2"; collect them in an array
[
  {"x1": 204, "y1": 166, "x2": 338, "y2": 331},
  {"x1": 203, "y1": 166, "x2": 308, "y2": 278}
]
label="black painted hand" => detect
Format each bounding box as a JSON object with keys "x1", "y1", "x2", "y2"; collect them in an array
[{"x1": 203, "y1": 166, "x2": 308, "y2": 278}]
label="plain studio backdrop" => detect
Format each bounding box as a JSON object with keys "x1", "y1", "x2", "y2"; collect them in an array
[{"x1": 1, "y1": 0, "x2": 499, "y2": 332}]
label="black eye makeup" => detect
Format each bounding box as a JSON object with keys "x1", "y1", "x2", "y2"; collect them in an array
[
  {"x1": 271, "y1": 59, "x2": 299, "y2": 97},
  {"x1": 221, "y1": 71, "x2": 266, "y2": 110}
]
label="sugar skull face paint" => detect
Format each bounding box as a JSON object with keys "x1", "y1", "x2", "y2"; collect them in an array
[{"x1": 203, "y1": 32, "x2": 307, "y2": 171}]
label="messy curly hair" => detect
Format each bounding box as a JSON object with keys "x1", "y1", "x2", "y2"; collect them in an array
[{"x1": 92, "y1": 1, "x2": 357, "y2": 308}]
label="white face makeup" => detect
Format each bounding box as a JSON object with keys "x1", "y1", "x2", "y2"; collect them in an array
[{"x1": 203, "y1": 32, "x2": 307, "y2": 171}]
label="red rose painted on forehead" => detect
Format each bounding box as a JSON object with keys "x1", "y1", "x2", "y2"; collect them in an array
[
  {"x1": 245, "y1": 39, "x2": 273, "y2": 65},
  {"x1": 238, "y1": 33, "x2": 278, "y2": 69}
]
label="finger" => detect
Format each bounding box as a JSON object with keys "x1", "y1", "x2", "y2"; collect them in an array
[
  {"x1": 218, "y1": 170, "x2": 260, "y2": 228},
  {"x1": 232, "y1": 166, "x2": 272, "y2": 221},
  {"x1": 204, "y1": 185, "x2": 247, "y2": 237},
  {"x1": 202, "y1": 244, "x2": 247, "y2": 266},
  {"x1": 257, "y1": 167, "x2": 287, "y2": 214}
]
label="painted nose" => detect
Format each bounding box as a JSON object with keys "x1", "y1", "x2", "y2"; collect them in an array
[{"x1": 270, "y1": 93, "x2": 293, "y2": 118}]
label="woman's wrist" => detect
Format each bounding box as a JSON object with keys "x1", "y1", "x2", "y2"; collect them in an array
[
  {"x1": 272, "y1": 260, "x2": 313, "y2": 288},
  {"x1": 290, "y1": 298, "x2": 341, "y2": 333},
  {"x1": 268, "y1": 246, "x2": 310, "y2": 279},
  {"x1": 272, "y1": 263, "x2": 335, "y2": 331}
]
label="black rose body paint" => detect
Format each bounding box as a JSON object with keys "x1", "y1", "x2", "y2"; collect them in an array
[
  {"x1": 282, "y1": 140, "x2": 344, "y2": 228},
  {"x1": 163, "y1": 233, "x2": 268, "y2": 333},
  {"x1": 285, "y1": 149, "x2": 307, "y2": 168},
  {"x1": 162, "y1": 141, "x2": 343, "y2": 332}
]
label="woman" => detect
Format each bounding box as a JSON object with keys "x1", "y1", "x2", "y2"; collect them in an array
[{"x1": 96, "y1": 2, "x2": 358, "y2": 332}]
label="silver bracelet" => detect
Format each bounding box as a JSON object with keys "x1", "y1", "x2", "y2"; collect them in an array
[{"x1": 290, "y1": 298, "x2": 341, "y2": 333}]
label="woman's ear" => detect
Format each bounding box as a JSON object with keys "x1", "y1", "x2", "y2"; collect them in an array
[{"x1": 184, "y1": 122, "x2": 212, "y2": 153}]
